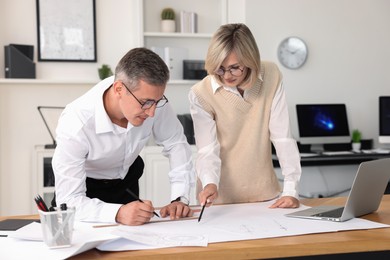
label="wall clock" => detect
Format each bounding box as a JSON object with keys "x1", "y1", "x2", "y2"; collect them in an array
[{"x1": 277, "y1": 37, "x2": 308, "y2": 69}]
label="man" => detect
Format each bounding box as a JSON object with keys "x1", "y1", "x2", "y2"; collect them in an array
[{"x1": 52, "y1": 48, "x2": 195, "y2": 225}]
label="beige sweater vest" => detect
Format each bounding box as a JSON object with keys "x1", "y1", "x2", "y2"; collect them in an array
[{"x1": 192, "y1": 61, "x2": 282, "y2": 204}]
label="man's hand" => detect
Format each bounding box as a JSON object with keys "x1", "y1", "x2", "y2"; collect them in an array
[
  {"x1": 269, "y1": 196, "x2": 300, "y2": 208},
  {"x1": 115, "y1": 200, "x2": 155, "y2": 225},
  {"x1": 198, "y1": 184, "x2": 218, "y2": 207},
  {"x1": 160, "y1": 201, "x2": 193, "y2": 220}
]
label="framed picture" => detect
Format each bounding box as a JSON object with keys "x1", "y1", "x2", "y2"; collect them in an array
[{"x1": 36, "y1": 0, "x2": 97, "y2": 62}]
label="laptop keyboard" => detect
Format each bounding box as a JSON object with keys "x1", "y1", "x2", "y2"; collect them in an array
[{"x1": 313, "y1": 207, "x2": 344, "y2": 218}]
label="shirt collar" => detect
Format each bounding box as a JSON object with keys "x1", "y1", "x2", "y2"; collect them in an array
[
  {"x1": 95, "y1": 76, "x2": 119, "y2": 134},
  {"x1": 211, "y1": 75, "x2": 242, "y2": 96}
]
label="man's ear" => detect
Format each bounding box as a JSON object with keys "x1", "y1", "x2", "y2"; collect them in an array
[{"x1": 112, "y1": 81, "x2": 123, "y2": 95}]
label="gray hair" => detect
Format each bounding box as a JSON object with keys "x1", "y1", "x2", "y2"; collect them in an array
[{"x1": 115, "y1": 47, "x2": 169, "y2": 90}]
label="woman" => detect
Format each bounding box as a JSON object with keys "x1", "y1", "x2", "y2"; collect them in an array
[{"x1": 189, "y1": 23, "x2": 301, "y2": 209}]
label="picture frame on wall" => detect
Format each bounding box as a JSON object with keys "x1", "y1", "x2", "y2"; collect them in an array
[{"x1": 36, "y1": 0, "x2": 97, "y2": 62}]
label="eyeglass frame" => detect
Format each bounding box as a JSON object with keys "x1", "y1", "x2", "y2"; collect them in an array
[
  {"x1": 215, "y1": 65, "x2": 245, "y2": 77},
  {"x1": 121, "y1": 81, "x2": 168, "y2": 110}
]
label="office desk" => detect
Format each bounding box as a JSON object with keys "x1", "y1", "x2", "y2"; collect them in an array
[
  {"x1": 74, "y1": 195, "x2": 390, "y2": 259},
  {"x1": 274, "y1": 153, "x2": 390, "y2": 197},
  {"x1": 3, "y1": 195, "x2": 390, "y2": 259},
  {"x1": 273, "y1": 152, "x2": 390, "y2": 167}
]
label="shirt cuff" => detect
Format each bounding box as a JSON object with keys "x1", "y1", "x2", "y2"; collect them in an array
[
  {"x1": 170, "y1": 182, "x2": 191, "y2": 202},
  {"x1": 281, "y1": 180, "x2": 299, "y2": 199},
  {"x1": 200, "y1": 173, "x2": 219, "y2": 190},
  {"x1": 100, "y1": 203, "x2": 123, "y2": 223}
]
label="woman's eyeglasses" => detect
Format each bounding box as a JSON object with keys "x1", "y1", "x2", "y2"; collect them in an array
[{"x1": 215, "y1": 66, "x2": 244, "y2": 77}]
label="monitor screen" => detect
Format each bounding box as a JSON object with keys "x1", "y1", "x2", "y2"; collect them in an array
[
  {"x1": 296, "y1": 104, "x2": 351, "y2": 147},
  {"x1": 379, "y1": 96, "x2": 390, "y2": 144}
]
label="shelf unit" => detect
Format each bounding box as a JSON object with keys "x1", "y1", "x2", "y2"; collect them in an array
[
  {"x1": 135, "y1": 1, "x2": 226, "y2": 204},
  {"x1": 141, "y1": 0, "x2": 227, "y2": 35},
  {"x1": 139, "y1": 0, "x2": 227, "y2": 83},
  {"x1": 32, "y1": 146, "x2": 55, "y2": 213},
  {"x1": 139, "y1": 145, "x2": 198, "y2": 207}
]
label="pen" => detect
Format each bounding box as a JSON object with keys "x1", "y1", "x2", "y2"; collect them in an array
[
  {"x1": 34, "y1": 194, "x2": 49, "y2": 212},
  {"x1": 126, "y1": 188, "x2": 160, "y2": 218},
  {"x1": 60, "y1": 203, "x2": 67, "y2": 211}
]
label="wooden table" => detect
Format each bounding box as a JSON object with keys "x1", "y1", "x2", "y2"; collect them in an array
[{"x1": 3, "y1": 195, "x2": 390, "y2": 259}]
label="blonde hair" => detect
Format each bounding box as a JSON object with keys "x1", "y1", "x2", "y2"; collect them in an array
[{"x1": 205, "y1": 23, "x2": 261, "y2": 88}]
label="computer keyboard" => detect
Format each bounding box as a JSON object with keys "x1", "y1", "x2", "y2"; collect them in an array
[
  {"x1": 322, "y1": 151, "x2": 354, "y2": 156},
  {"x1": 299, "y1": 153, "x2": 320, "y2": 157},
  {"x1": 362, "y1": 149, "x2": 390, "y2": 154}
]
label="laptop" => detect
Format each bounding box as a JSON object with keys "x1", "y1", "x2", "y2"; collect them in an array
[{"x1": 285, "y1": 158, "x2": 390, "y2": 222}]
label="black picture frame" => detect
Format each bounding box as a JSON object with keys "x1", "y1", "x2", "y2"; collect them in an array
[{"x1": 36, "y1": 0, "x2": 97, "y2": 62}]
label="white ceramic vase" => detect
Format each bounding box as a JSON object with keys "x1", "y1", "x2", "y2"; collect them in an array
[
  {"x1": 352, "y1": 142, "x2": 361, "y2": 152},
  {"x1": 161, "y1": 20, "x2": 175, "y2": 33}
]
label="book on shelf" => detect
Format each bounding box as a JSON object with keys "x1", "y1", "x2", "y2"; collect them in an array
[
  {"x1": 150, "y1": 46, "x2": 188, "y2": 80},
  {"x1": 180, "y1": 11, "x2": 197, "y2": 33}
]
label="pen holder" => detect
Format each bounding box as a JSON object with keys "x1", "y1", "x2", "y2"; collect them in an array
[{"x1": 38, "y1": 207, "x2": 75, "y2": 248}]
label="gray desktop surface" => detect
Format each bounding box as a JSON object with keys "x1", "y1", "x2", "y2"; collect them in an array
[{"x1": 273, "y1": 152, "x2": 390, "y2": 167}]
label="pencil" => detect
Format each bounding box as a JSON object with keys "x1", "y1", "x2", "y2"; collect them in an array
[
  {"x1": 198, "y1": 204, "x2": 206, "y2": 222},
  {"x1": 126, "y1": 188, "x2": 160, "y2": 218}
]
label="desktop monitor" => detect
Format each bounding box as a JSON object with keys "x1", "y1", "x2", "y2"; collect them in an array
[
  {"x1": 296, "y1": 104, "x2": 351, "y2": 151},
  {"x1": 379, "y1": 96, "x2": 390, "y2": 144}
]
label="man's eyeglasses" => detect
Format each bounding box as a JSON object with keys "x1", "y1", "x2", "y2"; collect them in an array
[
  {"x1": 215, "y1": 66, "x2": 245, "y2": 77},
  {"x1": 121, "y1": 82, "x2": 168, "y2": 110}
]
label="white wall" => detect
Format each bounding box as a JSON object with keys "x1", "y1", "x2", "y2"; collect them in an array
[
  {"x1": 0, "y1": 0, "x2": 389, "y2": 216},
  {"x1": 0, "y1": 0, "x2": 140, "y2": 80},
  {"x1": 0, "y1": 81, "x2": 93, "y2": 215},
  {"x1": 245, "y1": 0, "x2": 390, "y2": 147}
]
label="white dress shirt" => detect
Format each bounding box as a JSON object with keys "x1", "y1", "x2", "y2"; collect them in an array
[
  {"x1": 52, "y1": 76, "x2": 195, "y2": 223},
  {"x1": 189, "y1": 76, "x2": 301, "y2": 198}
]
